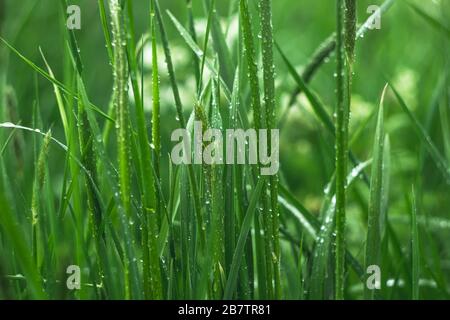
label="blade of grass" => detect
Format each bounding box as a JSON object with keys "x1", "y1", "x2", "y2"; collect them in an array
[
  {"x1": 31, "y1": 130, "x2": 51, "y2": 267},
  {"x1": 109, "y1": 0, "x2": 142, "y2": 299},
  {"x1": 283, "y1": 0, "x2": 396, "y2": 114},
  {"x1": 186, "y1": 0, "x2": 200, "y2": 88},
  {"x1": 335, "y1": 0, "x2": 348, "y2": 300},
  {"x1": 203, "y1": 0, "x2": 234, "y2": 88},
  {"x1": 154, "y1": 0, "x2": 206, "y2": 248},
  {"x1": 259, "y1": 0, "x2": 281, "y2": 299},
  {"x1": 149, "y1": 0, "x2": 164, "y2": 298},
  {"x1": 364, "y1": 85, "x2": 388, "y2": 299},
  {"x1": 411, "y1": 187, "x2": 420, "y2": 300},
  {"x1": 240, "y1": 0, "x2": 275, "y2": 298},
  {"x1": 0, "y1": 37, "x2": 113, "y2": 122},
  {"x1": 344, "y1": 0, "x2": 356, "y2": 63},
  {"x1": 275, "y1": 42, "x2": 370, "y2": 185},
  {"x1": 0, "y1": 190, "x2": 47, "y2": 299},
  {"x1": 125, "y1": 0, "x2": 162, "y2": 299},
  {"x1": 309, "y1": 159, "x2": 371, "y2": 299},
  {"x1": 404, "y1": 1, "x2": 450, "y2": 38},
  {"x1": 166, "y1": 10, "x2": 232, "y2": 100},
  {"x1": 98, "y1": 0, "x2": 115, "y2": 64}
]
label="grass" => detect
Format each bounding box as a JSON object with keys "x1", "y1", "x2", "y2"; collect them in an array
[
  {"x1": 0, "y1": 0, "x2": 449, "y2": 300},
  {"x1": 334, "y1": 0, "x2": 348, "y2": 300},
  {"x1": 364, "y1": 85, "x2": 388, "y2": 299}
]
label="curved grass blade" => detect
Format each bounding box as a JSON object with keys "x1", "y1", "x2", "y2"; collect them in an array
[
  {"x1": 203, "y1": 0, "x2": 234, "y2": 88},
  {"x1": 284, "y1": 0, "x2": 396, "y2": 111},
  {"x1": 154, "y1": 0, "x2": 205, "y2": 247},
  {"x1": 0, "y1": 191, "x2": 47, "y2": 299},
  {"x1": 334, "y1": 0, "x2": 348, "y2": 300},
  {"x1": 364, "y1": 85, "x2": 388, "y2": 299},
  {"x1": 0, "y1": 37, "x2": 113, "y2": 122},
  {"x1": 166, "y1": 10, "x2": 232, "y2": 100},
  {"x1": 278, "y1": 182, "x2": 366, "y2": 281},
  {"x1": 109, "y1": 0, "x2": 142, "y2": 299}
]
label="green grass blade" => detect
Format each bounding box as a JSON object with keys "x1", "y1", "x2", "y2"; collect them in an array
[
  {"x1": 203, "y1": 0, "x2": 234, "y2": 88},
  {"x1": 364, "y1": 85, "x2": 388, "y2": 299},
  {"x1": 0, "y1": 37, "x2": 113, "y2": 122},
  {"x1": 284, "y1": 0, "x2": 396, "y2": 109},
  {"x1": 405, "y1": 1, "x2": 450, "y2": 38},
  {"x1": 109, "y1": 0, "x2": 141, "y2": 299},
  {"x1": 344, "y1": 0, "x2": 356, "y2": 62},
  {"x1": 166, "y1": 10, "x2": 232, "y2": 100},
  {"x1": 259, "y1": 0, "x2": 281, "y2": 299},
  {"x1": 223, "y1": 177, "x2": 266, "y2": 299},
  {"x1": 31, "y1": 130, "x2": 51, "y2": 267},
  {"x1": 275, "y1": 43, "x2": 334, "y2": 133},
  {"x1": 240, "y1": 0, "x2": 263, "y2": 131},
  {"x1": 389, "y1": 83, "x2": 450, "y2": 183},
  {"x1": 334, "y1": 0, "x2": 348, "y2": 300},
  {"x1": 0, "y1": 191, "x2": 47, "y2": 299},
  {"x1": 310, "y1": 159, "x2": 371, "y2": 299},
  {"x1": 154, "y1": 1, "x2": 205, "y2": 247},
  {"x1": 411, "y1": 187, "x2": 420, "y2": 300},
  {"x1": 98, "y1": 0, "x2": 115, "y2": 64}
]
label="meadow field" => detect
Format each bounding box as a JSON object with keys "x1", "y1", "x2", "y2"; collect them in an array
[{"x1": 0, "y1": 0, "x2": 449, "y2": 300}]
